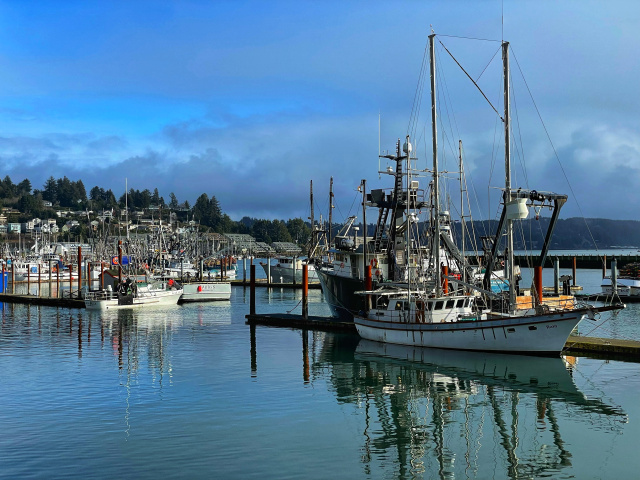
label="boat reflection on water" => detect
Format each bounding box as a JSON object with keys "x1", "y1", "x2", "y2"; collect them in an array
[{"x1": 322, "y1": 339, "x2": 627, "y2": 479}]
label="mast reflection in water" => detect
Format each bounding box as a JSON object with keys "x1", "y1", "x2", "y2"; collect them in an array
[{"x1": 320, "y1": 338, "x2": 627, "y2": 479}]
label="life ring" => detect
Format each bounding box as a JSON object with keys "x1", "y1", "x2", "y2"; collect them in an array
[
  {"x1": 340, "y1": 262, "x2": 345, "y2": 268},
  {"x1": 375, "y1": 269, "x2": 381, "y2": 276},
  {"x1": 500, "y1": 260, "x2": 505, "y2": 267}
]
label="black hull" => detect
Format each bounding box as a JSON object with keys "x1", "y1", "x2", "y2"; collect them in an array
[{"x1": 317, "y1": 269, "x2": 374, "y2": 322}]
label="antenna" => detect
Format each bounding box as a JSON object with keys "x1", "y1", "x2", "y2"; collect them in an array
[{"x1": 378, "y1": 111, "x2": 381, "y2": 179}]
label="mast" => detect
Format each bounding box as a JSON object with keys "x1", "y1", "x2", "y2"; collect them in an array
[
  {"x1": 503, "y1": 41, "x2": 515, "y2": 310},
  {"x1": 361, "y1": 179, "x2": 367, "y2": 273},
  {"x1": 329, "y1": 176, "x2": 334, "y2": 250},
  {"x1": 309, "y1": 180, "x2": 314, "y2": 258},
  {"x1": 459, "y1": 140, "x2": 466, "y2": 285},
  {"x1": 429, "y1": 33, "x2": 442, "y2": 296}
]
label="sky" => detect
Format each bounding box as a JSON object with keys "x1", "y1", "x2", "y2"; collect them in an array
[{"x1": 1, "y1": 0, "x2": 639, "y2": 224}]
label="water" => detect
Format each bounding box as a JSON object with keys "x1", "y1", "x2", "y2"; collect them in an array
[{"x1": 1, "y1": 285, "x2": 640, "y2": 479}]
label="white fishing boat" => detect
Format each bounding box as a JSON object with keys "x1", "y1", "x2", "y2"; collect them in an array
[
  {"x1": 84, "y1": 278, "x2": 183, "y2": 310},
  {"x1": 601, "y1": 262, "x2": 640, "y2": 296},
  {"x1": 354, "y1": 34, "x2": 624, "y2": 355},
  {"x1": 180, "y1": 281, "x2": 231, "y2": 302}
]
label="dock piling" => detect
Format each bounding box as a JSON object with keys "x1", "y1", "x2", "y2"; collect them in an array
[
  {"x1": 302, "y1": 264, "x2": 308, "y2": 319},
  {"x1": 250, "y1": 264, "x2": 256, "y2": 316},
  {"x1": 534, "y1": 266, "x2": 543, "y2": 305}
]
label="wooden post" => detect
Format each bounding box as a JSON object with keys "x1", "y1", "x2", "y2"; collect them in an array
[
  {"x1": 56, "y1": 265, "x2": 60, "y2": 298},
  {"x1": 266, "y1": 257, "x2": 271, "y2": 286},
  {"x1": 1, "y1": 262, "x2": 4, "y2": 294},
  {"x1": 101, "y1": 261, "x2": 105, "y2": 290},
  {"x1": 302, "y1": 264, "x2": 309, "y2": 319},
  {"x1": 27, "y1": 264, "x2": 30, "y2": 292},
  {"x1": 611, "y1": 258, "x2": 618, "y2": 294},
  {"x1": 534, "y1": 266, "x2": 543, "y2": 305},
  {"x1": 572, "y1": 256, "x2": 577, "y2": 286},
  {"x1": 38, "y1": 264, "x2": 41, "y2": 297},
  {"x1": 602, "y1": 254, "x2": 607, "y2": 279},
  {"x1": 250, "y1": 264, "x2": 256, "y2": 316},
  {"x1": 553, "y1": 257, "x2": 560, "y2": 295},
  {"x1": 11, "y1": 262, "x2": 15, "y2": 294},
  {"x1": 48, "y1": 260, "x2": 52, "y2": 298},
  {"x1": 302, "y1": 330, "x2": 309, "y2": 383},
  {"x1": 442, "y1": 265, "x2": 449, "y2": 295},
  {"x1": 77, "y1": 246, "x2": 82, "y2": 299},
  {"x1": 69, "y1": 264, "x2": 73, "y2": 298}
]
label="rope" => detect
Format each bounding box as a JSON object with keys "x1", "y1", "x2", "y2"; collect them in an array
[{"x1": 510, "y1": 47, "x2": 601, "y2": 253}]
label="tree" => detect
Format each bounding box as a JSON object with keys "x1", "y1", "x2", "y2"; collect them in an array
[
  {"x1": 169, "y1": 192, "x2": 179, "y2": 209},
  {"x1": 17, "y1": 179, "x2": 31, "y2": 196}
]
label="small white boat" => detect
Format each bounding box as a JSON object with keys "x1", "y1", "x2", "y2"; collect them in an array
[
  {"x1": 180, "y1": 282, "x2": 231, "y2": 302},
  {"x1": 85, "y1": 278, "x2": 183, "y2": 310}
]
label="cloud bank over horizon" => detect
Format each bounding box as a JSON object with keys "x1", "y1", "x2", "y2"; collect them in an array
[{"x1": 1, "y1": 1, "x2": 639, "y2": 223}]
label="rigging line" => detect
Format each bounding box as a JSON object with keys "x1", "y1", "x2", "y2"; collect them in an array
[
  {"x1": 475, "y1": 45, "x2": 502, "y2": 83},
  {"x1": 437, "y1": 33, "x2": 501, "y2": 43},
  {"x1": 408, "y1": 38, "x2": 430, "y2": 137},
  {"x1": 437, "y1": 38, "x2": 504, "y2": 121},
  {"x1": 510, "y1": 47, "x2": 601, "y2": 254},
  {"x1": 437, "y1": 42, "x2": 462, "y2": 145}
]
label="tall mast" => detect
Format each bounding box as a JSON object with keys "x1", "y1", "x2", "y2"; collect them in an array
[
  {"x1": 309, "y1": 180, "x2": 314, "y2": 258},
  {"x1": 429, "y1": 33, "x2": 442, "y2": 296},
  {"x1": 503, "y1": 41, "x2": 515, "y2": 309},
  {"x1": 459, "y1": 140, "x2": 465, "y2": 285},
  {"x1": 329, "y1": 176, "x2": 333, "y2": 249}
]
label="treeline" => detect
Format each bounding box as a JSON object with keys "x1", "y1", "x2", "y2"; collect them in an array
[
  {"x1": 451, "y1": 217, "x2": 640, "y2": 250},
  {"x1": 0, "y1": 175, "x2": 312, "y2": 245}
]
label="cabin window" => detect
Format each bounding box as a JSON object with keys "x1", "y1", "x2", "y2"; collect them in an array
[
  {"x1": 528, "y1": 326, "x2": 537, "y2": 331},
  {"x1": 395, "y1": 301, "x2": 404, "y2": 311},
  {"x1": 434, "y1": 301, "x2": 444, "y2": 310},
  {"x1": 456, "y1": 299, "x2": 464, "y2": 308},
  {"x1": 507, "y1": 328, "x2": 516, "y2": 333},
  {"x1": 446, "y1": 300, "x2": 455, "y2": 309}
]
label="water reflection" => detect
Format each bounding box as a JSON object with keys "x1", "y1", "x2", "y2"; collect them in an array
[{"x1": 316, "y1": 339, "x2": 627, "y2": 479}]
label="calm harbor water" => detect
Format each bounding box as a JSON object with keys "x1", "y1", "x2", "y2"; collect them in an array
[{"x1": 1, "y1": 282, "x2": 640, "y2": 479}]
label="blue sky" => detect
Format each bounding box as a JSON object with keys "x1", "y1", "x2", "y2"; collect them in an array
[{"x1": 0, "y1": 0, "x2": 639, "y2": 223}]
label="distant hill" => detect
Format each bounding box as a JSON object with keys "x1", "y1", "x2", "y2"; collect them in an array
[{"x1": 449, "y1": 217, "x2": 640, "y2": 251}]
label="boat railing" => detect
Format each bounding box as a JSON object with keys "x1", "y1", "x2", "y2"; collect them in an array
[{"x1": 84, "y1": 290, "x2": 119, "y2": 301}]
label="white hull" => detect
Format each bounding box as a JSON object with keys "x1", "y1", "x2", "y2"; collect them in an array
[
  {"x1": 354, "y1": 309, "x2": 589, "y2": 354},
  {"x1": 601, "y1": 277, "x2": 640, "y2": 295},
  {"x1": 260, "y1": 264, "x2": 319, "y2": 283},
  {"x1": 85, "y1": 288, "x2": 183, "y2": 310},
  {"x1": 180, "y1": 282, "x2": 231, "y2": 302}
]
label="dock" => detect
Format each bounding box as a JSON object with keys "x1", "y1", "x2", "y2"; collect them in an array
[
  {"x1": 0, "y1": 293, "x2": 85, "y2": 308},
  {"x1": 565, "y1": 335, "x2": 640, "y2": 359}
]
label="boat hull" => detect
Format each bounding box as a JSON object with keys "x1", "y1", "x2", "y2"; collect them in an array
[
  {"x1": 316, "y1": 269, "x2": 369, "y2": 321},
  {"x1": 180, "y1": 282, "x2": 231, "y2": 302},
  {"x1": 354, "y1": 309, "x2": 590, "y2": 354},
  {"x1": 85, "y1": 289, "x2": 183, "y2": 310}
]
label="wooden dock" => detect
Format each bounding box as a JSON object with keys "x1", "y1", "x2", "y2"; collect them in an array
[
  {"x1": 565, "y1": 335, "x2": 640, "y2": 359},
  {"x1": 0, "y1": 293, "x2": 85, "y2": 308}
]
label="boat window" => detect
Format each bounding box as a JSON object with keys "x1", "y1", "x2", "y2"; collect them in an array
[
  {"x1": 456, "y1": 299, "x2": 464, "y2": 308},
  {"x1": 434, "y1": 301, "x2": 444, "y2": 310},
  {"x1": 395, "y1": 301, "x2": 404, "y2": 310},
  {"x1": 427, "y1": 301, "x2": 434, "y2": 311},
  {"x1": 528, "y1": 326, "x2": 537, "y2": 331},
  {"x1": 446, "y1": 300, "x2": 455, "y2": 309},
  {"x1": 507, "y1": 328, "x2": 516, "y2": 333}
]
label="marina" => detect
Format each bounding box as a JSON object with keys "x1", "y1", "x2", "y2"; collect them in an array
[
  {"x1": 2, "y1": 2, "x2": 640, "y2": 478},
  {"x1": 2, "y1": 282, "x2": 640, "y2": 479}
]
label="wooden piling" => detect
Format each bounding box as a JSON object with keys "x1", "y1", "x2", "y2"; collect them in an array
[
  {"x1": 573, "y1": 256, "x2": 577, "y2": 286},
  {"x1": 56, "y1": 266, "x2": 60, "y2": 298},
  {"x1": 77, "y1": 246, "x2": 82, "y2": 299},
  {"x1": 534, "y1": 266, "x2": 543, "y2": 304},
  {"x1": 302, "y1": 264, "x2": 308, "y2": 319},
  {"x1": 442, "y1": 265, "x2": 449, "y2": 295},
  {"x1": 250, "y1": 264, "x2": 256, "y2": 316},
  {"x1": 602, "y1": 254, "x2": 607, "y2": 279}
]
